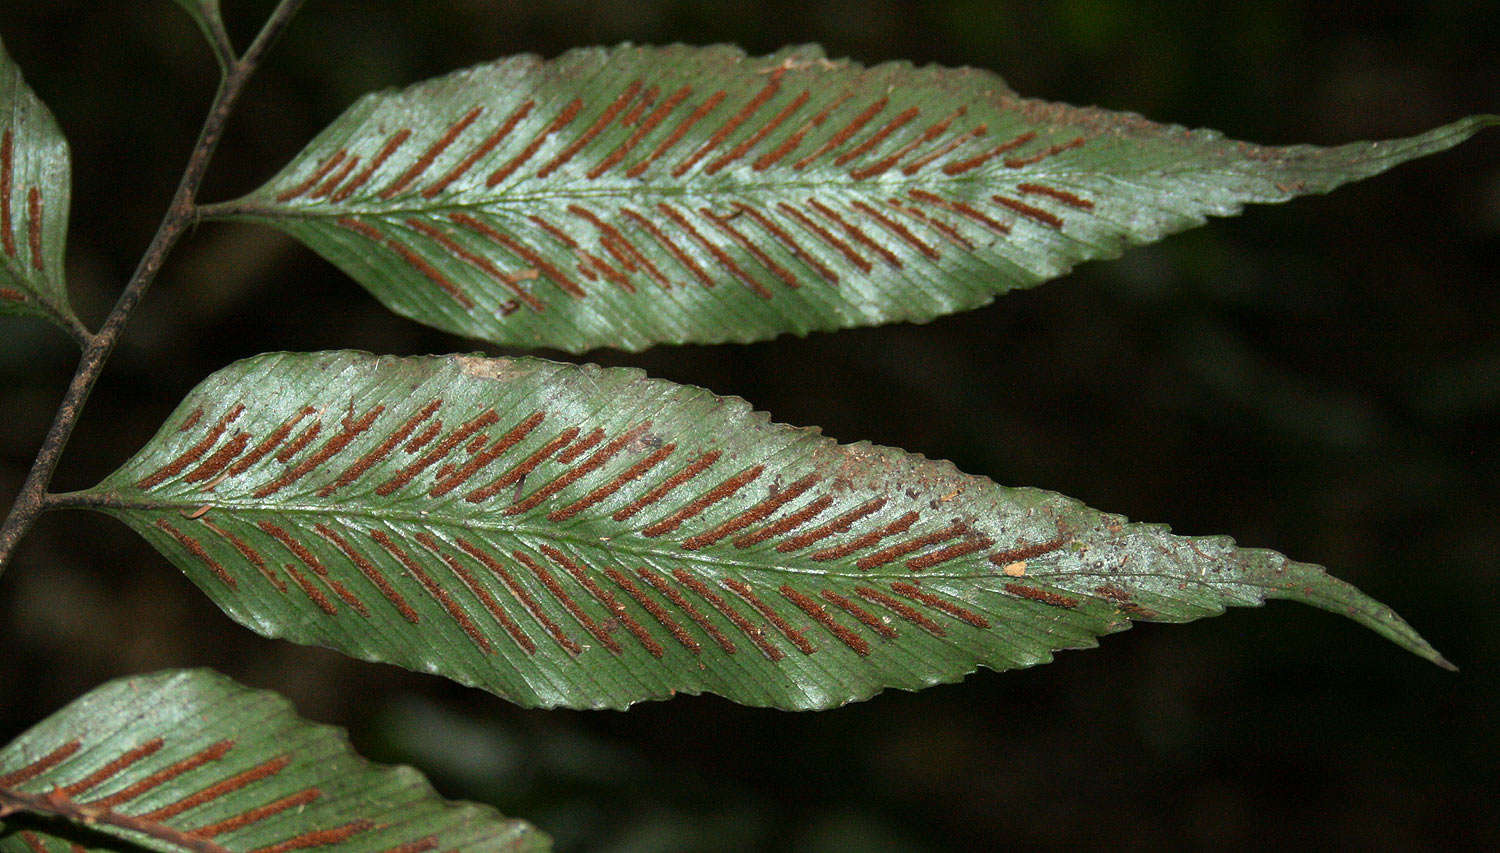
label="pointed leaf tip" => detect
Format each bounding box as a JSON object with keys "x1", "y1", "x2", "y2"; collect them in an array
[
  {"x1": 0, "y1": 668, "x2": 547, "y2": 851},
  {"x1": 211, "y1": 44, "x2": 1494, "y2": 352},
  {"x1": 1260, "y1": 557, "x2": 1453, "y2": 670},
  {"x1": 0, "y1": 34, "x2": 80, "y2": 337},
  {"x1": 71, "y1": 351, "x2": 1445, "y2": 710}
]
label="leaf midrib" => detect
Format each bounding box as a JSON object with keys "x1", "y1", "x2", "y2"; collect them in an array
[
  {"x1": 207, "y1": 168, "x2": 1115, "y2": 221},
  {"x1": 67, "y1": 491, "x2": 1003, "y2": 582}
]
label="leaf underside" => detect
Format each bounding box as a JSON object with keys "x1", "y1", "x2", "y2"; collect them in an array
[
  {"x1": 0, "y1": 35, "x2": 76, "y2": 333},
  {"x1": 0, "y1": 669, "x2": 545, "y2": 852},
  {"x1": 69, "y1": 351, "x2": 1447, "y2": 711},
  {"x1": 213, "y1": 43, "x2": 1494, "y2": 352}
]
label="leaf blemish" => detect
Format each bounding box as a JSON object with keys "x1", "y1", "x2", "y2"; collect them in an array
[{"x1": 454, "y1": 355, "x2": 528, "y2": 381}]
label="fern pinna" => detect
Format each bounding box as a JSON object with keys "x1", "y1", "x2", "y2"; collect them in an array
[
  {"x1": 65, "y1": 351, "x2": 1448, "y2": 710},
  {"x1": 201, "y1": 44, "x2": 1490, "y2": 352}
]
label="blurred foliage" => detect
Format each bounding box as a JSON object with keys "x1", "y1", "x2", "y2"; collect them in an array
[{"x1": 1, "y1": 0, "x2": 1496, "y2": 848}]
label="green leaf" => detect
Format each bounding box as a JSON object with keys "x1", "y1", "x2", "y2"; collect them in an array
[
  {"x1": 204, "y1": 44, "x2": 1495, "y2": 352},
  {"x1": 0, "y1": 669, "x2": 546, "y2": 852},
  {"x1": 0, "y1": 34, "x2": 79, "y2": 336},
  {"x1": 65, "y1": 351, "x2": 1448, "y2": 710}
]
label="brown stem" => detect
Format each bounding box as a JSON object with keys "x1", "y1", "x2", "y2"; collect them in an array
[
  {"x1": 0, "y1": 785, "x2": 232, "y2": 853},
  {"x1": 0, "y1": 0, "x2": 308, "y2": 573}
]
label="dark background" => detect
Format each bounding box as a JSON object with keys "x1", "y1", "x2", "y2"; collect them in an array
[{"x1": 2, "y1": 1, "x2": 1497, "y2": 848}]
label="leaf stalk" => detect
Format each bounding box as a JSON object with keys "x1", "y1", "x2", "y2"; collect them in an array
[{"x1": 0, "y1": 0, "x2": 307, "y2": 573}]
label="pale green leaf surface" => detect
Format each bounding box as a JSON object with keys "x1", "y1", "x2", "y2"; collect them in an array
[
  {"x1": 68, "y1": 352, "x2": 1447, "y2": 711},
  {"x1": 208, "y1": 44, "x2": 1495, "y2": 352},
  {"x1": 0, "y1": 669, "x2": 546, "y2": 852},
  {"x1": 0, "y1": 35, "x2": 77, "y2": 334}
]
